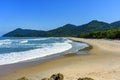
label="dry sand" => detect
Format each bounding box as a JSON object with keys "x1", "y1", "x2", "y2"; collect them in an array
[{"x1": 0, "y1": 38, "x2": 120, "y2": 80}]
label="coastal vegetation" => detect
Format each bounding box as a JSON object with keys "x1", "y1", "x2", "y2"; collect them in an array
[
  {"x1": 78, "y1": 29, "x2": 120, "y2": 39},
  {"x1": 3, "y1": 20, "x2": 120, "y2": 39}
]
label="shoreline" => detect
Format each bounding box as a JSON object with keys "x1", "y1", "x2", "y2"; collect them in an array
[
  {"x1": 0, "y1": 37, "x2": 120, "y2": 80},
  {"x1": 0, "y1": 38, "x2": 89, "y2": 76}
]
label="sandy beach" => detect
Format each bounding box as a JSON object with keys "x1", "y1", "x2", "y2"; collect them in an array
[{"x1": 0, "y1": 37, "x2": 120, "y2": 80}]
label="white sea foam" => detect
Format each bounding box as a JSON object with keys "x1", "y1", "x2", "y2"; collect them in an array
[
  {"x1": 0, "y1": 38, "x2": 48, "y2": 45},
  {"x1": 27, "y1": 38, "x2": 49, "y2": 41},
  {"x1": 0, "y1": 41, "x2": 72, "y2": 65},
  {"x1": 20, "y1": 40, "x2": 28, "y2": 43},
  {"x1": 0, "y1": 38, "x2": 89, "y2": 65},
  {"x1": 64, "y1": 39, "x2": 72, "y2": 43},
  {"x1": 0, "y1": 39, "x2": 12, "y2": 45}
]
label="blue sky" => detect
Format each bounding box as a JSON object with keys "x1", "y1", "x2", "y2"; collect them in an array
[{"x1": 0, "y1": 0, "x2": 120, "y2": 35}]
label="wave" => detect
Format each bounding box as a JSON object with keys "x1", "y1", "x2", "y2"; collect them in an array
[
  {"x1": 27, "y1": 38, "x2": 49, "y2": 41},
  {"x1": 0, "y1": 38, "x2": 89, "y2": 65},
  {"x1": 0, "y1": 39, "x2": 12, "y2": 45},
  {"x1": 20, "y1": 40, "x2": 28, "y2": 44},
  {"x1": 0, "y1": 38, "x2": 48, "y2": 45},
  {"x1": 0, "y1": 41, "x2": 72, "y2": 65}
]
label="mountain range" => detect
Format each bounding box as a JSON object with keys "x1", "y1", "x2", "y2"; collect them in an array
[{"x1": 2, "y1": 20, "x2": 120, "y2": 37}]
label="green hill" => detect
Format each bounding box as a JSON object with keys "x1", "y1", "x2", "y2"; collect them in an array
[
  {"x1": 78, "y1": 29, "x2": 120, "y2": 39},
  {"x1": 2, "y1": 20, "x2": 120, "y2": 39},
  {"x1": 45, "y1": 24, "x2": 77, "y2": 37},
  {"x1": 3, "y1": 28, "x2": 46, "y2": 37},
  {"x1": 110, "y1": 21, "x2": 120, "y2": 28}
]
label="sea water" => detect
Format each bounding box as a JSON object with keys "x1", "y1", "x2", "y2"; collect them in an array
[{"x1": 0, "y1": 37, "x2": 88, "y2": 65}]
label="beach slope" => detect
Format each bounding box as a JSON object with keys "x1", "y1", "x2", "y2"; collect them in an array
[{"x1": 0, "y1": 38, "x2": 120, "y2": 80}]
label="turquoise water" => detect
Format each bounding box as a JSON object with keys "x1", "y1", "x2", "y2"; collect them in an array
[{"x1": 0, "y1": 37, "x2": 88, "y2": 65}]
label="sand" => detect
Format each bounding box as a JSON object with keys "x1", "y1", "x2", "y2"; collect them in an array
[{"x1": 0, "y1": 37, "x2": 120, "y2": 80}]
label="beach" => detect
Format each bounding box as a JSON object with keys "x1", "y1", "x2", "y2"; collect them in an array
[{"x1": 0, "y1": 37, "x2": 120, "y2": 80}]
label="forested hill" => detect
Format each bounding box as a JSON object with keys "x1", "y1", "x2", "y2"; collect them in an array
[
  {"x1": 45, "y1": 24, "x2": 77, "y2": 37},
  {"x1": 78, "y1": 29, "x2": 120, "y2": 39},
  {"x1": 3, "y1": 28, "x2": 46, "y2": 37},
  {"x1": 2, "y1": 20, "x2": 120, "y2": 38}
]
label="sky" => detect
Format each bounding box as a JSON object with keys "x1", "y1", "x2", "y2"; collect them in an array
[{"x1": 0, "y1": 0, "x2": 120, "y2": 35}]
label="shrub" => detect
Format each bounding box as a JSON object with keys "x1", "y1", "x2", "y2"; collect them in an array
[
  {"x1": 78, "y1": 77, "x2": 94, "y2": 80},
  {"x1": 17, "y1": 77, "x2": 29, "y2": 80}
]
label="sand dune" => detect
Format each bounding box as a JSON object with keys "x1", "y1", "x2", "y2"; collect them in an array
[{"x1": 0, "y1": 38, "x2": 120, "y2": 80}]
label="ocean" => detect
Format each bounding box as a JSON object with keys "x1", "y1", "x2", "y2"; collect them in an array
[{"x1": 0, "y1": 37, "x2": 88, "y2": 65}]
